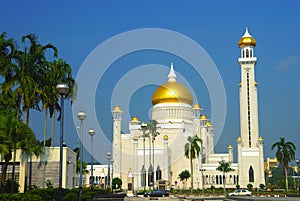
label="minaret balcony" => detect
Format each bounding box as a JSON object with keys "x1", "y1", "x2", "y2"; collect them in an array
[{"x1": 238, "y1": 57, "x2": 257, "y2": 64}]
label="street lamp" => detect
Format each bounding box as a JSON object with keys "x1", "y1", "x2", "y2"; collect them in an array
[
  {"x1": 199, "y1": 168, "x2": 206, "y2": 194},
  {"x1": 111, "y1": 159, "x2": 114, "y2": 182},
  {"x1": 77, "y1": 111, "x2": 87, "y2": 201},
  {"x1": 107, "y1": 152, "x2": 112, "y2": 190},
  {"x1": 88, "y1": 129, "x2": 96, "y2": 189},
  {"x1": 56, "y1": 83, "x2": 69, "y2": 201}
]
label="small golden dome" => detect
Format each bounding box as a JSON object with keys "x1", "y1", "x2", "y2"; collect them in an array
[
  {"x1": 228, "y1": 145, "x2": 233, "y2": 149},
  {"x1": 193, "y1": 104, "x2": 201, "y2": 109},
  {"x1": 205, "y1": 121, "x2": 211, "y2": 126},
  {"x1": 131, "y1": 116, "x2": 139, "y2": 122},
  {"x1": 113, "y1": 106, "x2": 122, "y2": 111},
  {"x1": 163, "y1": 135, "x2": 168, "y2": 139},
  {"x1": 238, "y1": 27, "x2": 256, "y2": 48},
  {"x1": 237, "y1": 137, "x2": 242, "y2": 141},
  {"x1": 258, "y1": 136, "x2": 263, "y2": 141},
  {"x1": 133, "y1": 135, "x2": 139, "y2": 140},
  {"x1": 200, "y1": 115, "x2": 207, "y2": 120}
]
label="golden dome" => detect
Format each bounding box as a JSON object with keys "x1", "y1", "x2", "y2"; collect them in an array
[
  {"x1": 258, "y1": 136, "x2": 263, "y2": 141},
  {"x1": 228, "y1": 145, "x2": 233, "y2": 149},
  {"x1": 193, "y1": 104, "x2": 201, "y2": 109},
  {"x1": 152, "y1": 63, "x2": 193, "y2": 105},
  {"x1": 131, "y1": 116, "x2": 139, "y2": 122},
  {"x1": 238, "y1": 27, "x2": 256, "y2": 48},
  {"x1": 200, "y1": 115, "x2": 207, "y2": 120},
  {"x1": 163, "y1": 135, "x2": 168, "y2": 139},
  {"x1": 205, "y1": 121, "x2": 211, "y2": 126},
  {"x1": 237, "y1": 137, "x2": 242, "y2": 141},
  {"x1": 113, "y1": 106, "x2": 122, "y2": 111}
]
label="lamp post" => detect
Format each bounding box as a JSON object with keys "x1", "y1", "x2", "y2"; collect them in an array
[
  {"x1": 56, "y1": 83, "x2": 69, "y2": 201},
  {"x1": 199, "y1": 168, "x2": 206, "y2": 194},
  {"x1": 111, "y1": 159, "x2": 114, "y2": 183},
  {"x1": 296, "y1": 160, "x2": 300, "y2": 194},
  {"x1": 88, "y1": 129, "x2": 96, "y2": 190},
  {"x1": 107, "y1": 152, "x2": 112, "y2": 190},
  {"x1": 77, "y1": 111, "x2": 87, "y2": 201},
  {"x1": 141, "y1": 122, "x2": 147, "y2": 191}
]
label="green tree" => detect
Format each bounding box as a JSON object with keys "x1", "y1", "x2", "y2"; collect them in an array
[
  {"x1": 178, "y1": 170, "x2": 190, "y2": 189},
  {"x1": 112, "y1": 177, "x2": 122, "y2": 189},
  {"x1": 271, "y1": 137, "x2": 296, "y2": 191},
  {"x1": 216, "y1": 160, "x2": 234, "y2": 194},
  {"x1": 184, "y1": 135, "x2": 202, "y2": 189}
]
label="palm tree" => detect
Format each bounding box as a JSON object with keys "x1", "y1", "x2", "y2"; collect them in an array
[
  {"x1": 184, "y1": 135, "x2": 202, "y2": 189},
  {"x1": 147, "y1": 120, "x2": 159, "y2": 187},
  {"x1": 216, "y1": 160, "x2": 234, "y2": 194},
  {"x1": 271, "y1": 137, "x2": 296, "y2": 191},
  {"x1": 0, "y1": 32, "x2": 17, "y2": 82}
]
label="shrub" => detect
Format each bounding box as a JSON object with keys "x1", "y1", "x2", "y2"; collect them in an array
[
  {"x1": 2, "y1": 179, "x2": 19, "y2": 193},
  {"x1": 247, "y1": 183, "x2": 253, "y2": 191},
  {"x1": 259, "y1": 183, "x2": 265, "y2": 190}
]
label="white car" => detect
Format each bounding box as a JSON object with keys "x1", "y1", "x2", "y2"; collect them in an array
[{"x1": 228, "y1": 189, "x2": 252, "y2": 196}]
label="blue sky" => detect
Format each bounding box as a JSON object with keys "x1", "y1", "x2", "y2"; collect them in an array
[{"x1": 1, "y1": 1, "x2": 300, "y2": 164}]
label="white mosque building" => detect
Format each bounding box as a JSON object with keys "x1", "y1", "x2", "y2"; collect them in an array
[{"x1": 111, "y1": 28, "x2": 265, "y2": 192}]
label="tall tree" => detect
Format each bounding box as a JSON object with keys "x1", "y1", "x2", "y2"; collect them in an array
[
  {"x1": 271, "y1": 137, "x2": 296, "y2": 191},
  {"x1": 184, "y1": 135, "x2": 202, "y2": 189},
  {"x1": 147, "y1": 120, "x2": 159, "y2": 185},
  {"x1": 216, "y1": 160, "x2": 234, "y2": 194}
]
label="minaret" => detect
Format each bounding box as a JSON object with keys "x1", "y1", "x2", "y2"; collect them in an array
[
  {"x1": 112, "y1": 106, "x2": 123, "y2": 179},
  {"x1": 237, "y1": 28, "x2": 265, "y2": 188},
  {"x1": 238, "y1": 27, "x2": 259, "y2": 148}
]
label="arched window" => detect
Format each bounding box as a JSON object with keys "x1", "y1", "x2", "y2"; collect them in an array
[
  {"x1": 246, "y1": 49, "x2": 249, "y2": 58},
  {"x1": 156, "y1": 165, "x2": 162, "y2": 180},
  {"x1": 219, "y1": 175, "x2": 222, "y2": 184},
  {"x1": 249, "y1": 166, "x2": 254, "y2": 182},
  {"x1": 216, "y1": 175, "x2": 219, "y2": 184},
  {"x1": 141, "y1": 165, "x2": 146, "y2": 187},
  {"x1": 148, "y1": 165, "x2": 154, "y2": 186},
  {"x1": 250, "y1": 49, "x2": 253, "y2": 57},
  {"x1": 242, "y1": 50, "x2": 245, "y2": 58}
]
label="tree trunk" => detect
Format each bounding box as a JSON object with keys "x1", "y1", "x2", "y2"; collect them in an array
[
  {"x1": 285, "y1": 166, "x2": 288, "y2": 191},
  {"x1": 29, "y1": 154, "x2": 32, "y2": 187},
  {"x1": 223, "y1": 172, "x2": 226, "y2": 194},
  {"x1": 190, "y1": 151, "x2": 193, "y2": 189},
  {"x1": 50, "y1": 113, "x2": 55, "y2": 146},
  {"x1": 1, "y1": 158, "x2": 9, "y2": 192},
  {"x1": 11, "y1": 144, "x2": 17, "y2": 193},
  {"x1": 25, "y1": 108, "x2": 30, "y2": 126},
  {"x1": 43, "y1": 109, "x2": 48, "y2": 146}
]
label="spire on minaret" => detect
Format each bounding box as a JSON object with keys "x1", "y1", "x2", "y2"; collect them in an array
[
  {"x1": 168, "y1": 62, "x2": 177, "y2": 82},
  {"x1": 242, "y1": 27, "x2": 253, "y2": 38}
]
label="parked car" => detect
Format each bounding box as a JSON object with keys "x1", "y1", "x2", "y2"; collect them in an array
[
  {"x1": 144, "y1": 189, "x2": 169, "y2": 197},
  {"x1": 228, "y1": 189, "x2": 252, "y2": 196}
]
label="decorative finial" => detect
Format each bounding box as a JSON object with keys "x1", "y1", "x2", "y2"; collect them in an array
[
  {"x1": 168, "y1": 62, "x2": 177, "y2": 82},
  {"x1": 242, "y1": 27, "x2": 253, "y2": 38}
]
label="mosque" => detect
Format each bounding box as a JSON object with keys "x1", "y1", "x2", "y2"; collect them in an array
[{"x1": 111, "y1": 28, "x2": 265, "y2": 192}]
